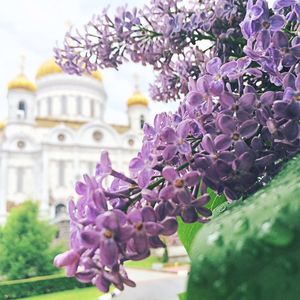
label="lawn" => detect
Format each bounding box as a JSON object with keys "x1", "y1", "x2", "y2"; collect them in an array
[
  {"x1": 124, "y1": 255, "x2": 161, "y2": 269},
  {"x1": 15, "y1": 287, "x2": 102, "y2": 300},
  {"x1": 15, "y1": 256, "x2": 163, "y2": 300}
]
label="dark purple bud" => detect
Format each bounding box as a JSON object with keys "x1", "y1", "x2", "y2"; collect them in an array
[
  {"x1": 161, "y1": 218, "x2": 178, "y2": 235},
  {"x1": 181, "y1": 206, "x2": 198, "y2": 223},
  {"x1": 144, "y1": 222, "x2": 164, "y2": 235},
  {"x1": 196, "y1": 207, "x2": 213, "y2": 217}
]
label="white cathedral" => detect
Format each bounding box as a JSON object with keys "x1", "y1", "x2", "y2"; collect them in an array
[{"x1": 0, "y1": 59, "x2": 149, "y2": 225}]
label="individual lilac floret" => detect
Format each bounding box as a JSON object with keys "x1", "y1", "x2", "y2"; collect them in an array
[{"x1": 161, "y1": 166, "x2": 200, "y2": 204}]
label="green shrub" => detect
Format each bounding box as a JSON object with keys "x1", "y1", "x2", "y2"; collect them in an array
[
  {"x1": 0, "y1": 274, "x2": 91, "y2": 300},
  {"x1": 0, "y1": 201, "x2": 60, "y2": 280}
]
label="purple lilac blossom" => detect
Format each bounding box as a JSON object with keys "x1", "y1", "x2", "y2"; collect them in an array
[
  {"x1": 54, "y1": 0, "x2": 246, "y2": 101},
  {"x1": 54, "y1": 0, "x2": 300, "y2": 294}
]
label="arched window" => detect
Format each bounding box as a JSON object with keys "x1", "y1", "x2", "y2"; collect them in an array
[
  {"x1": 18, "y1": 101, "x2": 26, "y2": 119},
  {"x1": 55, "y1": 204, "x2": 66, "y2": 217},
  {"x1": 76, "y1": 97, "x2": 82, "y2": 115},
  {"x1": 61, "y1": 96, "x2": 67, "y2": 115},
  {"x1": 140, "y1": 115, "x2": 145, "y2": 129}
]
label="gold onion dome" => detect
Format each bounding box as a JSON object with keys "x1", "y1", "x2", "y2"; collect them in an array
[
  {"x1": 7, "y1": 73, "x2": 36, "y2": 92},
  {"x1": 127, "y1": 91, "x2": 149, "y2": 107},
  {"x1": 36, "y1": 58, "x2": 103, "y2": 81}
]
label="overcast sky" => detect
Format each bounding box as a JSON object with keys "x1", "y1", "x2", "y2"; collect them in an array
[{"x1": 0, "y1": 0, "x2": 176, "y2": 125}]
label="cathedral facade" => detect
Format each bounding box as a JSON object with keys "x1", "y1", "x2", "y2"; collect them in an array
[{"x1": 0, "y1": 59, "x2": 149, "y2": 225}]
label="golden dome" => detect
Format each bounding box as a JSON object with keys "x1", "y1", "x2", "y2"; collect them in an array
[
  {"x1": 90, "y1": 70, "x2": 103, "y2": 81},
  {"x1": 36, "y1": 58, "x2": 62, "y2": 79},
  {"x1": 127, "y1": 91, "x2": 149, "y2": 107},
  {"x1": 7, "y1": 74, "x2": 36, "y2": 92},
  {"x1": 36, "y1": 58, "x2": 103, "y2": 81}
]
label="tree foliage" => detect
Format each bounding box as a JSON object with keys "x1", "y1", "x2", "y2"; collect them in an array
[{"x1": 0, "y1": 201, "x2": 60, "y2": 280}]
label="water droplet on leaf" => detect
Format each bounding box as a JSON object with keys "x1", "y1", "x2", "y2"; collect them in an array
[
  {"x1": 234, "y1": 217, "x2": 249, "y2": 233},
  {"x1": 207, "y1": 231, "x2": 223, "y2": 246},
  {"x1": 259, "y1": 220, "x2": 294, "y2": 247}
]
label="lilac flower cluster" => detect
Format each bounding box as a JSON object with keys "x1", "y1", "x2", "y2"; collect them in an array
[
  {"x1": 54, "y1": 65, "x2": 300, "y2": 292},
  {"x1": 241, "y1": 0, "x2": 300, "y2": 86},
  {"x1": 54, "y1": 150, "x2": 210, "y2": 292},
  {"x1": 55, "y1": 0, "x2": 246, "y2": 101},
  {"x1": 54, "y1": 0, "x2": 300, "y2": 294}
]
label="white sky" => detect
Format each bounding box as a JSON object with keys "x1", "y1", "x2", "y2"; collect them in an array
[{"x1": 0, "y1": 0, "x2": 175, "y2": 125}]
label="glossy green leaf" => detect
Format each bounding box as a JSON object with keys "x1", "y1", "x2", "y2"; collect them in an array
[{"x1": 187, "y1": 154, "x2": 300, "y2": 300}]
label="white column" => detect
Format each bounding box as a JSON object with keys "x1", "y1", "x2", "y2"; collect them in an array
[
  {"x1": 40, "y1": 147, "x2": 49, "y2": 219},
  {"x1": 0, "y1": 152, "x2": 8, "y2": 224}
]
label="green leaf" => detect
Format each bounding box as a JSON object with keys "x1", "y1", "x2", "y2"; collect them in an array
[
  {"x1": 178, "y1": 189, "x2": 226, "y2": 256},
  {"x1": 186, "y1": 154, "x2": 300, "y2": 300},
  {"x1": 178, "y1": 292, "x2": 187, "y2": 300},
  {"x1": 178, "y1": 218, "x2": 203, "y2": 256},
  {"x1": 206, "y1": 189, "x2": 226, "y2": 211}
]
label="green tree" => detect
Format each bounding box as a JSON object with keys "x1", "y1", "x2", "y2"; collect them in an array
[{"x1": 0, "y1": 201, "x2": 60, "y2": 280}]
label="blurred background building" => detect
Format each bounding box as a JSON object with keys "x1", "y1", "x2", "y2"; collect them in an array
[{"x1": 0, "y1": 58, "x2": 149, "y2": 225}]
